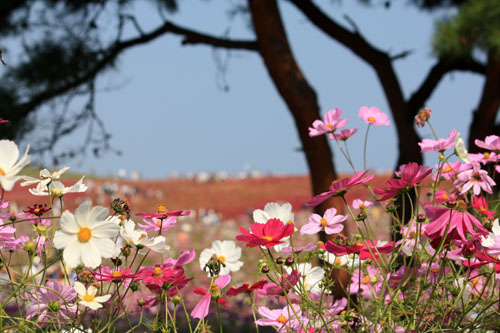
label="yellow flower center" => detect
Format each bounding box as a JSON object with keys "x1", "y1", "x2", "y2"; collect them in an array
[
  {"x1": 484, "y1": 152, "x2": 490, "y2": 159},
  {"x1": 51, "y1": 188, "x2": 63, "y2": 197},
  {"x1": 139, "y1": 233, "x2": 147, "y2": 240},
  {"x1": 277, "y1": 315, "x2": 287, "y2": 324},
  {"x1": 153, "y1": 266, "x2": 163, "y2": 278},
  {"x1": 326, "y1": 123, "x2": 333, "y2": 129},
  {"x1": 430, "y1": 268, "x2": 440, "y2": 274},
  {"x1": 0, "y1": 168, "x2": 5, "y2": 176},
  {"x1": 261, "y1": 235, "x2": 273, "y2": 242},
  {"x1": 112, "y1": 271, "x2": 122, "y2": 278},
  {"x1": 210, "y1": 283, "x2": 220, "y2": 293},
  {"x1": 33, "y1": 208, "x2": 41, "y2": 214},
  {"x1": 441, "y1": 193, "x2": 448, "y2": 200},
  {"x1": 156, "y1": 220, "x2": 163, "y2": 227},
  {"x1": 334, "y1": 258, "x2": 342, "y2": 265},
  {"x1": 157, "y1": 204, "x2": 167, "y2": 214},
  {"x1": 409, "y1": 231, "x2": 416, "y2": 239},
  {"x1": 479, "y1": 205, "x2": 486, "y2": 213},
  {"x1": 359, "y1": 203, "x2": 366, "y2": 209},
  {"x1": 218, "y1": 256, "x2": 226, "y2": 263},
  {"x1": 83, "y1": 294, "x2": 95, "y2": 302},
  {"x1": 443, "y1": 166, "x2": 452, "y2": 173},
  {"x1": 471, "y1": 277, "x2": 479, "y2": 285},
  {"x1": 316, "y1": 241, "x2": 324, "y2": 247},
  {"x1": 361, "y1": 276, "x2": 371, "y2": 284},
  {"x1": 77, "y1": 227, "x2": 92, "y2": 243},
  {"x1": 367, "y1": 117, "x2": 376, "y2": 123},
  {"x1": 287, "y1": 220, "x2": 294, "y2": 226},
  {"x1": 320, "y1": 218, "x2": 328, "y2": 227}
]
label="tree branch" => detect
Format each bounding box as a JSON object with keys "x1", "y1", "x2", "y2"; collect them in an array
[
  {"x1": 408, "y1": 57, "x2": 486, "y2": 113},
  {"x1": 17, "y1": 20, "x2": 257, "y2": 118}
]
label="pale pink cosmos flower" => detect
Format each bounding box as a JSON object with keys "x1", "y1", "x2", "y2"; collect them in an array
[
  {"x1": 255, "y1": 304, "x2": 305, "y2": 331},
  {"x1": 138, "y1": 216, "x2": 176, "y2": 232},
  {"x1": 308, "y1": 108, "x2": 349, "y2": 137},
  {"x1": 301, "y1": 208, "x2": 346, "y2": 235},
  {"x1": 329, "y1": 128, "x2": 358, "y2": 141},
  {"x1": 432, "y1": 161, "x2": 470, "y2": 181},
  {"x1": 475, "y1": 135, "x2": 500, "y2": 152},
  {"x1": 191, "y1": 274, "x2": 231, "y2": 319},
  {"x1": 352, "y1": 199, "x2": 373, "y2": 210},
  {"x1": 358, "y1": 106, "x2": 390, "y2": 126},
  {"x1": 469, "y1": 152, "x2": 499, "y2": 164},
  {"x1": 418, "y1": 129, "x2": 457, "y2": 153},
  {"x1": 481, "y1": 219, "x2": 500, "y2": 258},
  {"x1": 454, "y1": 163, "x2": 496, "y2": 196}
]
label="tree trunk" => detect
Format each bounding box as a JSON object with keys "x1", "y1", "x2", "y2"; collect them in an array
[{"x1": 468, "y1": 51, "x2": 500, "y2": 153}]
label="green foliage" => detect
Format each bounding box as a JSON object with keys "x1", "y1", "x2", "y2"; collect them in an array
[{"x1": 433, "y1": 0, "x2": 500, "y2": 59}]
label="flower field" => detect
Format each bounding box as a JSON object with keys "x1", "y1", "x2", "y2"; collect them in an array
[{"x1": 1, "y1": 107, "x2": 500, "y2": 332}]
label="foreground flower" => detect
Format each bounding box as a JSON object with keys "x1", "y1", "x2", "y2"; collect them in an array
[
  {"x1": 306, "y1": 171, "x2": 374, "y2": 207},
  {"x1": 191, "y1": 274, "x2": 231, "y2": 319},
  {"x1": 0, "y1": 140, "x2": 31, "y2": 191},
  {"x1": 301, "y1": 207, "x2": 346, "y2": 235},
  {"x1": 255, "y1": 304, "x2": 304, "y2": 330},
  {"x1": 136, "y1": 264, "x2": 192, "y2": 293},
  {"x1": 454, "y1": 163, "x2": 495, "y2": 196},
  {"x1": 253, "y1": 202, "x2": 294, "y2": 225},
  {"x1": 418, "y1": 129, "x2": 457, "y2": 153},
  {"x1": 74, "y1": 281, "x2": 111, "y2": 310},
  {"x1": 29, "y1": 177, "x2": 88, "y2": 197},
  {"x1": 424, "y1": 202, "x2": 488, "y2": 242},
  {"x1": 53, "y1": 201, "x2": 120, "y2": 268},
  {"x1": 358, "y1": 106, "x2": 390, "y2": 126},
  {"x1": 374, "y1": 162, "x2": 432, "y2": 201},
  {"x1": 308, "y1": 108, "x2": 349, "y2": 137},
  {"x1": 26, "y1": 280, "x2": 77, "y2": 325},
  {"x1": 236, "y1": 218, "x2": 294, "y2": 248},
  {"x1": 199, "y1": 240, "x2": 243, "y2": 276},
  {"x1": 475, "y1": 135, "x2": 500, "y2": 152}
]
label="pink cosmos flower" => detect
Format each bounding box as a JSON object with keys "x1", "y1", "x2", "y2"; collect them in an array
[
  {"x1": 424, "y1": 203, "x2": 488, "y2": 242},
  {"x1": 255, "y1": 304, "x2": 305, "y2": 330},
  {"x1": 26, "y1": 280, "x2": 77, "y2": 326},
  {"x1": 0, "y1": 118, "x2": 8, "y2": 124},
  {"x1": 475, "y1": 135, "x2": 500, "y2": 152},
  {"x1": 374, "y1": 162, "x2": 432, "y2": 201},
  {"x1": 236, "y1": 218, "x2": 295, "y2": 248},
  {"x1": 258, "y1": 270, "x2": 300, "y2": 296},
  {"x1": 136, "y1": 265, "x2": 192, "y2": 294},
  {"x1": 281, "y1": 242, "x2": 317, "y2": 255},
  {"x1": 305, "y1": 171, "x2": 374, "y2": 207},
  {"x1": 352, "y1": 199, "x2": 373, "y2": 210},
  {"x1": 349, "y1": 266, "x2": 383, "y2": 300},
  {"x1": 329, "y1": 128, "x2": 358, "y2": 141},
  {"x1": 418, "y1": 129, "x2": 457, "y2": 153},
  {"x1": 454, "y1": 163, "x2": 495, "y2": 196},
  {"x1": 432, "y1": 161, "x2": 470, "y2": 181},
  {"x1": 94, "y1": 265, "x2": 136, "y2": 284},
  {"x1": 136, "y1": 204, "x2": 189, "y2": 220},
  {"x1": 308, "y1": 108, "x2": 349, "y2": 137},
  {"x1": 138, "y1": 216, "x2": 177, "y2": 232},
  {"x1": 163, "y1": 249, "x2": 196, "y2": 267},
  {"x1": 323, "y1": 240, "x2": 394, "y2": 261},
  {"x1": 300, "y1": 208, "x2": 346, "y2": 235},
  {"x1": 358, "y1": 106, "x2": 390, "y2": 126},
  {"x1": 469, "y1": 152, "x2": 499, "y2": 164},
  {"x1": 227, "y1": 279, "x2": 268, "y2": 296},
  {"x1": 191, "y1": 274, "x2": 231, "y2": 319}
]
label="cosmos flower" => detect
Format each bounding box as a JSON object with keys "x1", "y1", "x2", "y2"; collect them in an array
[
  {"x1": 120, "y1": 219, "x2": 170, "y2": 254},
  {"x1": 300, "y1": 207, "x2": 346, "y2": 235},
  {"x1": 226, "y1": 280, "x2": 268, "y2": 296},
  {"x1": 329, "y1": 128, "x2": 358, "y2": 141},
  {"x1": 236, "y1": 218, "x2": 294, "y2": 248},
  {"x1": 199, "y1": 240, "x2": 243, "y2": 276},
  {"x1": 74, "y1": 282, "x2": 111, "y2": 310},
  {"x1": 308, "y1": 108, "x2": 349, "y2": 137},
  {"x1": 191, "y1": 274, "x2": 231, "y2": 319},
  {"x1": 418, "y1": 129, "x2": 457, "y2": 153},
  {"x1": 26, "y1": 280, "x2": 77, "y2": 325},
  {"x1": 136, "y1": 204, "x2": 190, "y2": 220},
  {"x1": 53, "y1": 201, "x2": 120, "y2": 268},
  {"x1": 29, "y1": 177, "x2": 88, "y2": 197},
  {"x1": 475, "y1": 135, "x2": 500, "y2": 152},
  {"x1": 255, "y1": 304, "x2": 305, "y2": 330},
  {"x1": 374, "y1": 162, "x2": 432, "y2": 201},
  {"x1": 0, "y1": 140, "x2": 31, "y2": 191},
  {"x1": 306, "y1": 171, "x2": 374, "y2": 207},
  {"x1": 138, "y1": 216, "x2": 177, "y2": 232},
  {"x1": 21, "y1": 166, "x2": 70, "y2": 190},
  {"x1": 454, "y1": 163, "x2": 495, "y2": 196},
  {"x1": 471, "y1": 196, "x2": 495, "y2": 219},
  {"x1": 358, "y1": 106, "x2": 390, "y2": 126}
]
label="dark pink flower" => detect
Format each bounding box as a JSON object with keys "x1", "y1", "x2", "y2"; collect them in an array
[
  {"x1": 258, "y1": 270, "x2": 300, "y2": 296},
  {"x1": 424, "y1": 203, "x2": 488, "y2": 242},
  {"x1": 94, "y1": 265, "x2": 136, "y2": 283},
  {"x1": 136, "y1": 265, "x2": 192, "y2": 294},
  {"x1": 136, "y1": 204, "x2": 189, "y2": 220},
  {"x1": 329, "y1": 128, "x2": 358, "y2": 141},
  {"x1": 191, "y1": 274, "x2": 231, "y2": 319},
  {"x1": 471, "y1": 196, "x2": 495, "y2": 219},
  {"x1": 324, "y1": 240, "x2": 394, "y2": 261},
  {"x1": 374, "y1": 162, "x2": 432, "y2": 201},
  {"x1": 305, "y1": 171, "x2": 374, "y2": 207},
  {"x1": 227, "y1": 279, "x2": 268, "y2": 296},
  {"x1": 236, "y1": 218, "x2": 294, "y2": 248}
]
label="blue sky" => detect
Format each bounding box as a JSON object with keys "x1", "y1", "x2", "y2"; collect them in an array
[{"x1": 25, "y1": 1, "x2": 488, "y2": 179}]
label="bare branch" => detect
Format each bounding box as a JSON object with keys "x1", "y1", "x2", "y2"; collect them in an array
[
  {"x1": 391, "y1": 49, "x2": 413, "y2": 61},
  {"x1": 342, "y1": 14, "x2": 360, "y2": 34}
]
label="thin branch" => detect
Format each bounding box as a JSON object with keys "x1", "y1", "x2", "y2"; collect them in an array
[
  {"x1": 391, "y1": 49, "x2": 413, "y2": 61},
  {"x1": 342, "y1": 14, "x2": 360, "y2": 34}
]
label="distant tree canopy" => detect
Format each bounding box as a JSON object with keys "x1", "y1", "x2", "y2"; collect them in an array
[{"x1": 0, "y1": 0, "x2": 498, "y2": 219}]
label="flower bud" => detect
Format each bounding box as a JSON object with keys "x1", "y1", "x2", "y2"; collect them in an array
[
  {"x1": 416, "y1": 214, "x2": 426, "y2": 223},
  {"x1": 130, "y1": 281, "x2": 140, "y2": 292},
  {"x1": 260, "y1": 264, "x2": 270, "y2": 274},
  {"x1": 285, "y1": 257, "x2": 295, "y2": 266},
  {"x1": 356, "y1": 212, "x2": 367, "y2": 221},
  {"x1": 275, "y1": 257, "x2": 284, "y2": 265},
  {"x1": 172, "y1": 295, "x2": 182, "y2": 305},
  {"x1": 137, "y1": 299, "x2": 145, "y2": 307},
  {"x1": 23, "y1": 240, "x2": 36, "y2": 253},
  {"x1": 385, "y1": 203, "x2": 397, "y2": 213}
]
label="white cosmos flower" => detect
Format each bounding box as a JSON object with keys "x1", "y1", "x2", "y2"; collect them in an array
[
  {"x1": 455, "y1": 132, "x2": 470, "y2": 164},
  {"x1": 53, "y1": 201, "x2": 120, "y2": 269},
  {"x1": 74, "y1": 281, "x2": 111, "y2": 310},
  {"x1": 199, "y1": 240, "x2": 243, "y2": 276},
  {"x1": 286, "y1": 262, "x2": 325, "y2": 295},
  {"x1": 29, "y1": 176, "x2": 88, "y2": 196},
  {"x1": 21, "y1": 166, "x2": 70, "y2": 189},
  {"x1": 253, "y1": 202, "x2": 295, "y2": 252},
  {"x1": 120, "y1": 219, "x2": 169, "y2": 254},
  {"x1": 0, "y1": 140, "x2": 31, "y2": 191}
]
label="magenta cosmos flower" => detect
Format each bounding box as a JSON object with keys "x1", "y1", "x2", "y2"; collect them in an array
[
  {"x1": 136, "y1": 204, "x2": 190, "y2": 220},
  {"x1": 424, "y1": 203, "x2": 488, "y2": 242},
  {"x1": 358, "y1": 106, "x2": 390, "y2": 126},
  {"x1": 308, "y1": 108, "x2": 349, "y2": 137},
  {"x1": 191, "y1": 274, "x2": 231, "y2": 319},
  {"x1": 300, "y1": 207, "x2": 346, "y2": 235},
  {"x1": 305, "y1": 171, "x2": 374, "y2": 207},
  {"x1": 418, "y1": 129, "x2": 457, "y2": 153},
  {"x1": 329, "y1": 128, "x2": 358, "y2": 141},
  {"x1": 138, "y1": 216, "x2": 177, "y2": 232},
  {"x1": 475, "y1": 135, "x2": 500, "y2": 152},
  {"x1": 236, "y1": 218, "x2": 294, "y2": 248},
  {"x1": 374, "y1": 162, "x2": 432, "y2": 201}
]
